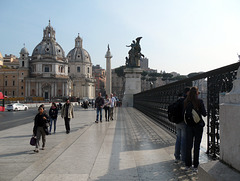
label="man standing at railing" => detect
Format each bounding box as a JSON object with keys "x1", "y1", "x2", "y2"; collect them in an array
[{"x1": 174, "y1": 87, "x2": 190, "y2": 164}]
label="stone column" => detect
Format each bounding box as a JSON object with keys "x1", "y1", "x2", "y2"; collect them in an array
[
  {"x1": 105, "y1": 45, "x2": 112, "y2": 96},
  {"x1": 39, "y1": 82, "x2": 42, "y2": 97},
  {"x1": 122, "y1": 67, "x2": 143, "y2": 107},
  {"x1": 62, "y1": 83, "x2": 65, "y2": 96}
]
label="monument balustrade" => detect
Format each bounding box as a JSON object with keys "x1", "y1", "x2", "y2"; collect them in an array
[{"x1": 133, "y1": 62, "x2": 240, "y2": 160}]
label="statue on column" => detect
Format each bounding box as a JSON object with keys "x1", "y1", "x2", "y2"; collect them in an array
[{"x1": 125, "y1": 37, "x2": 144, "y2": 67}]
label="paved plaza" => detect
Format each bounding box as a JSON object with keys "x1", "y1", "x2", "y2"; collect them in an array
[{"x1": 0, "y1": 107, "x2": 210, "y2": 181}]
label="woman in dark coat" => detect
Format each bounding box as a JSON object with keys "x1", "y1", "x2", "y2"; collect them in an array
[
  {"x1": 49, "y1": 102, "x2": 58, "y2": 134},
  {"x1": 184, "y1": 86, "x2": 206, "y2": 171},
  {"x1": 33, "y1": 106, "x2": 49, "y2": 153}
]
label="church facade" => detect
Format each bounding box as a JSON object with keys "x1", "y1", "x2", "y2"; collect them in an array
[{"x1": 2, "y1": 21, "x2": 95, "y2": 100}]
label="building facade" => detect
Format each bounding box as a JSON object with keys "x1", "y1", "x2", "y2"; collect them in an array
[
  {"x1": 67, "y1": 34, "x2": 95, "y2": 99},
  {"x1": 0, "y1": 21, "x2": 96, "y2": 101}
]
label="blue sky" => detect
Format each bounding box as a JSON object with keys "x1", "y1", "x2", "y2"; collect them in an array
[{"x1": 1, "y1": 0, "x2": 240, "y2": 75}]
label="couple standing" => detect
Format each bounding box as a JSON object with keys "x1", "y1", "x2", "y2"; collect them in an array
[{"x1": 95, "y1": 92, "x2": 116, "y2": 123}]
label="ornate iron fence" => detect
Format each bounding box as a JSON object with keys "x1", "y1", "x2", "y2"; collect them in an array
[{"x1": 133, "y1": 62, "x2": 240, "y2": 159}]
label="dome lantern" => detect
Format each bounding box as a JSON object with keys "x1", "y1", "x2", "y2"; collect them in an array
[{"x1": 75, "y1": 33, "x2": 83, "y2": 48}]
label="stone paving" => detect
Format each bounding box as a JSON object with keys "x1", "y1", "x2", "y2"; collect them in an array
[{"x1": 0, "y1": 107, "x2": 210, "y2": 181}]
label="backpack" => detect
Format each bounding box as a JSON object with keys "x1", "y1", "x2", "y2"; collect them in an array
[
  {"x1": 184, "y1": 103, "x2": 201, "y2": 126},
  {"x1": 167, "y1": 98, "x2": 184, "y2": 124}
]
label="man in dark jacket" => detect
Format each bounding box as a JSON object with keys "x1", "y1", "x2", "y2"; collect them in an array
[{"x1": 95, "y1": 92, "x2": 104, "y2": 123}]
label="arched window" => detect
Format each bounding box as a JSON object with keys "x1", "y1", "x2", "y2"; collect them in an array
[{"x1": 77, "y1": 67, "x2": 80, "y2": 73}]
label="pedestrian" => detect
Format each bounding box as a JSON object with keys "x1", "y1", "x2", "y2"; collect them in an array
[
  {"x1": 61, "y1": 98, "x2": 74, "y2": 134},
  {"x1": 95, "y1": 92, "x2": 104, "y2": 123},
  {"x1": 184, "y1": 86, "x2": 206, "y2": 171},
  {"x1": 109, "y1": 93, "x2": 116, "y2": 120},
  {"x1": 49, "y1": 102, "x2": 58, "y2": 134},
  {"x1": 174, "y1": 87, "x2": 190, "y2": 163},
  {"x1": 33, "y1": 106, "x2": 49, "y2": 153},
  {"x1": 103, "y1": 95, "x2": 110, "y2": 121}
]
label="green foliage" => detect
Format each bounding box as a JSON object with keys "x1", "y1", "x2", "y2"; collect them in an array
[
  {"x1": 141, "y1": 71, "x2": 148, "y2": 76},
  {"x1": 188, "y1": 72, "x2": 200, "y2": 78},
  {"x1": 148, "y1": 72, "x2": 162, "y2": 77},
  {"x1": 171, "y1": 75, "x2": 187, "y2": 81}
]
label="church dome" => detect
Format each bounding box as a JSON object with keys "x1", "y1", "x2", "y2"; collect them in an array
[
  {"x1": 20, "y1": 47, "x2": 29, "y2": 54},
  {"x1": 67, "y1": 34, "x2": 91, "y2": 63},
  {"x1": 31, "y1": 21, "x2": 66, "y2": 62}
]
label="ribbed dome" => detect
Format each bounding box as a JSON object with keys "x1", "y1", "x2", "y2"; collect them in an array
[
  {"x1": 67, "y1": 35, "x2": 91, "y2": 63},
  {"x1": 20, "y1": 47, "x2": 29, "y2": 54},
  {"x1": 32, "y1": 41, "x2": 65, "y2": 60},
  {"x1": 31, "y1": 21, "x2": 66, "y2": 61}
]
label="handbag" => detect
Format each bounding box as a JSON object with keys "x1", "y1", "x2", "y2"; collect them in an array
[{"x1": 30, "y1": 136, "x2": 36, "y2": 146}]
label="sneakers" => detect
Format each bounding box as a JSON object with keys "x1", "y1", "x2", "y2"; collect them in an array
[
  {"x1": 41, "y1": 147, "x2": 45, "y2": 150},
  {"x1": 192, "y1": 167, "x2": 198, "y2": 173}
]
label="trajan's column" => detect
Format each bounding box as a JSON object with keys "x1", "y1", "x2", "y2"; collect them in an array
[{"x1": 105, "y1": 45, "x2": 113, "y2": 96}]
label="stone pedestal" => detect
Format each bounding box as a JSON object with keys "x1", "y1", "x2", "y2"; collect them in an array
[
  {"x1": 219, "y1": 68, "x2": 240, "y2": 172},
  {"x1": 122, "y1": 67, "x2": 142, "y2": 107}
]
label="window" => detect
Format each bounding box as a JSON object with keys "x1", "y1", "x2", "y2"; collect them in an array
[
  {"x1": 21, "y1": 80, "x2": 23, "y2": 82},
  {"x1": 21, "y1": 86, "x2": 23, "y2": 89},
  {"x1": 21, "y1": 73, "x2": 24, "y2": 75},
  {"x1": 5, "y1": 91, "x2": 7, "y2": 96},
  {"x1": 21, "y1": 92, "x2": 23, "y2": 96},
  {"x1": 45, "y1": 66, "x2": 50, "y2": 72},
  {"x1": 22, "y1": 61, "x2": 24, "y2": 67},
  {"x1": 88, "y1": 67, "x2": 90, "y2": 73},
  {"x1": 13, "y1": 81, "x2": 15, "y2": 86},
  {"x1": 77, "y1": 67, "x2": 80, "y2": 72},
  {"x1": 13, "y1": 91, "x2": 15, "y2": 97},
  {"x1": 5, "y1": 81, "x2": 7, "y2": 86},
  {"x1": 68, "y1": 67, "x2": 70, "y2": 73}
]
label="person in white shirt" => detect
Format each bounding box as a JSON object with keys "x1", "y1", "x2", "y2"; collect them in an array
[{"x1": 109, "y1": 93, "x2": 116, "y2": 120}]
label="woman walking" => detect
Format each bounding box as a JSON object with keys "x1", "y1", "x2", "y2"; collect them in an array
[
  {"x1": 184, "y1": 87, "x2": 206, "y2": 171},
  {"x1": 49, "y1": 102, "x2": 58, "y2": 134},
  {"x1": 103, "y1": 95, "x2": 110, "y2": 121},
  {"x1": 33, "y1": 106, "x2": 49, "y2": 153}
]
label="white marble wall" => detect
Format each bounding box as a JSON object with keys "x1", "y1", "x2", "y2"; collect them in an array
[{"x1": 219, "y1": 66, "x2": 240, "y2": 172}]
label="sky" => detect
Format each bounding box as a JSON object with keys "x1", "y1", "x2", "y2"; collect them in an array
[{"x1": 1, "y1": 0, "x2": 240, "y2": 75}]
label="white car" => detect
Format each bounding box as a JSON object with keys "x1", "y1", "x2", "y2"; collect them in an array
[{"x1": 6, "y1": 103, "x2": 28, "y2": 111}]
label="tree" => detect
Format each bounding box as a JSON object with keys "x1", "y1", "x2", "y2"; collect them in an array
[{"x1": 188, "y1": 72, "x2": 200, "y2": 78}]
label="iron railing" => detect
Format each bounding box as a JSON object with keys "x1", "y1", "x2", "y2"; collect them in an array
[{"x1": 133, "y1": 62, "x2": 240, "y2": 159}]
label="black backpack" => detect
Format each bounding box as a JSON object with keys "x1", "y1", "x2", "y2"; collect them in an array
[
  {"x1": 184, "y1": 102, "x2": 200, "y2": 126},
  {"x1": 167, "y1": 98, "x2": 184, "y2": 124}
]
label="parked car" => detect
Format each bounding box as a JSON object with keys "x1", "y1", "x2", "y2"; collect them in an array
[{"x1": 6, "y1": 103, "x2": 28, "y2": 111}]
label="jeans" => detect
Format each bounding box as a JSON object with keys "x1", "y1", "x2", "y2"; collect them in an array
[
  {"x1": 96, "y1": 107, "x2": 102, "y2": 121},
  {"x1": 174, "y1": 122, "x2": 187, "y2": 161},
  {"x1": 49, "y1": 118, "x2": 57, "y2": 133},
  {"x1": 185, "y1": 124, "x2": 203, "y2": 168},
  {"x1": 104, "y1": 107, "x2": 110, "y2": 121}
]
